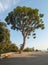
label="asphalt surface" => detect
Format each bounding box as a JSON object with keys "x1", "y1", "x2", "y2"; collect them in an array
[{"x1": 0, "y1": 54, "x2": 48, "y2": 65}]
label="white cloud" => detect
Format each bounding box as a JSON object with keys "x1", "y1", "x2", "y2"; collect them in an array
[
  {"x1": 0, "y1": 2, "x2": 4, "y2": 12},
  {"x1": 0, "y1": 0, "x2": 20, "y2": 12}
]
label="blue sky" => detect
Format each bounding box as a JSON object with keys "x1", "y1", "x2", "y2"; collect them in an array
[{"x1": 0, "y1": 0, "x2": 48, "y2": 50}]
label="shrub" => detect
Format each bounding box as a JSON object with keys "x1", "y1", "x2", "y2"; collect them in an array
[
  {"x1": 9, "y1": 44, "x2": 19, "y2": 52},
  {"x1": 35, "y1": 49, "x2": 39, "y2": 52},
  {"x1": 24, "y1": 47, "x2": 34, "y2": 52}
]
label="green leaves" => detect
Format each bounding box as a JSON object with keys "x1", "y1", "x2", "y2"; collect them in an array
[
  {"x1": 39, "y1": 14, "x2": 44, "y2": 18},
  {"x1": 32, "y1": 33, "x2": 36, "y2": 39},
  {"x1": 5, "y1": 6, "x2": 44, "y2": 39},
  {"x1": 0, "y1": 22, "x2": 10, "y2": 43},
  {"x1": 0, "y1": 22, "x2": 6, "y2": 27}
]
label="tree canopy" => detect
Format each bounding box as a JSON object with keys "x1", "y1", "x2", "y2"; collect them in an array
[
  {"x1": 5, "y1": 6, "x2": 44, "y2": 53},
  {"x1": 0, "y1": 22, "x2": 10, "y2": 53},
  {"x1": 0, "y1": 22, "x2": 10, "y2": 43},
  {"x1": 0, "y1": 22, "x2": 18, "y2": 53}
]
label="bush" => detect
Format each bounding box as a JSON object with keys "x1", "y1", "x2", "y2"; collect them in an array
[
  {"x1": 9, "y1": 44, "x2": 18, "y2": 52},
  {"x1": 35, "y1": 49, "x2": 39, "y2": 52},
  {"x1": 24, "y1": 47, "x2": 34, "y2": 52},
  {"x1": 0, "y1": 42, "x2": 19, "y2": 54}
]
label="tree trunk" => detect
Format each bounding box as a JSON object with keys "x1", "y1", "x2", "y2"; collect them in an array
[{"x1": 19, "y1": 36, "x2": 26, "y2": 53}]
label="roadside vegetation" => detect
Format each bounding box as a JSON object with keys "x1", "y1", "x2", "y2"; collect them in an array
[{"x1": 0, "y1": 22, "x2": 18, "y2": 54}]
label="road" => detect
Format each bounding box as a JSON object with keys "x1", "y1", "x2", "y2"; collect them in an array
[{"x1": 0, "y1": 54, "x2": 48, "y2": 65}]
